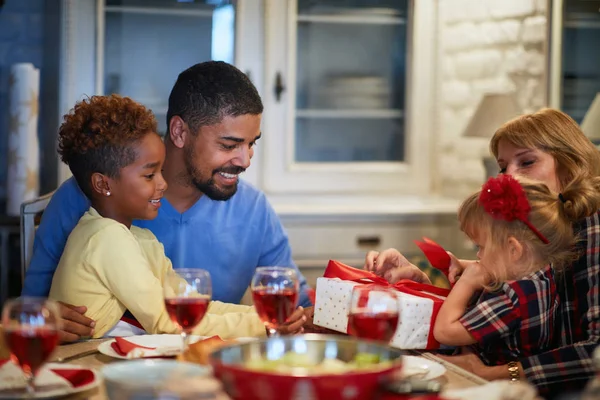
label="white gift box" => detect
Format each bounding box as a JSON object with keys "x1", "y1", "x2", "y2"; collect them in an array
[{"x1": 313, "y1": 277, "x2": 445, "y2": 349}]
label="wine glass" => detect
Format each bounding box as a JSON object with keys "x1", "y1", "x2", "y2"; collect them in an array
[
  {"x1": 2, "y1": 297, "x2": 61, "y2": 397},
  {"x1": 348, "y1": 286, "x2": 400, "y2": 342},
  {"x1": 163, "y1": 268, "x2": 211, "y2": 352},
  {"x1": 251, "y1": 266, "x2": 299, "y2": 337}
]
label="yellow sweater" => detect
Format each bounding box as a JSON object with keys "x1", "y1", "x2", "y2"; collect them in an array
[{"x1": 49, "y1": 208, "x2": 266, "y2": 339}]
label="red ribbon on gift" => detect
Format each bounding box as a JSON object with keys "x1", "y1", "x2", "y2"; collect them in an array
[
  {"x1": 324, "y1": 260, "x2": 450, "y2": 349},
  {"x1": 414, "y1": 237, "x2": 452, "y2": 281}
]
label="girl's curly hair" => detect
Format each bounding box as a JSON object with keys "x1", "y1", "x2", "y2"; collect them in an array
[{"x1": 58, "y1": 94, "x2": 158, "y2": 198}]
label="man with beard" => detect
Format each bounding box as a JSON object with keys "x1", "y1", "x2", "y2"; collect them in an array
[{"x1": 23, "y1": 61, "x2": 314, "y2": 342}]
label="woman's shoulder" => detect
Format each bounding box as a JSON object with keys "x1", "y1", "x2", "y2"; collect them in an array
[{"x1": 575, "y1": 209, "x2": 600, "y2": 232}]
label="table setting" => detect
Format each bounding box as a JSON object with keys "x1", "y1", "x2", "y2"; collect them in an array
[{"x1": 0, "y1": 261, "x2": 541, "y2": 399}]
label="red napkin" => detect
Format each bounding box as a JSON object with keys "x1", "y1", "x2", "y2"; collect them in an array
[
  {"x1": 110, "y1": 337, "x2": 155, "y2": 357},
  {"x1": 0, "y1": 358, "x2": 94, "y2": 388},
  {"x1": 379, "y1": 393, "x2": 444, "y2": 400},
  {"x1": 51, "y1": 369, "x2": 95, "y2": 388},
  {"x1": 414, "y1": 237, "x2": 452, "y2": 279}
]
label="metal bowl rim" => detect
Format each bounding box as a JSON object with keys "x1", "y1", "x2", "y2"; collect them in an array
[{"x1": 208, "y1": 333, "x2": 405, "y2": 377}]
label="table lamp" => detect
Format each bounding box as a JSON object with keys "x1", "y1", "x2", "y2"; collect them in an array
[{"x1": 462, "y1": 93, "x2": 521, "y2": 180}]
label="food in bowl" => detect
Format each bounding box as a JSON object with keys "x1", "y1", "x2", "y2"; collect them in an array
[
  {"x1": 209, "y1": 334, "x2": 405, "y2": 400},
  {"x1": 244, "y1": 351, "x2": 391, "y2": 374}
]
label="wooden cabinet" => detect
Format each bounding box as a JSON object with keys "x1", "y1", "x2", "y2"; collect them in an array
[{"x1": 260, "y1": 0, "x2": 437, "y2": 196}]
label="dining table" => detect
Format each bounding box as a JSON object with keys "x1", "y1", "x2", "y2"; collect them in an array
[{"x1": 47, "y1": 338, "x2": 489, "y2": 400}]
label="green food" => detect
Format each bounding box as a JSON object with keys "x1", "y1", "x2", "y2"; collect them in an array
[{"x1": 244, "y1": 352, "x2": 391, "y2": 375}]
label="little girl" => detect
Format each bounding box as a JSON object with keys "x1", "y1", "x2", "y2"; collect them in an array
[
  {"x1": 48, "y1": 95, "x2": 304, "y2": 339},
  {"x1": 432, "y1": 174, "x2": 600, "y2": 367}
]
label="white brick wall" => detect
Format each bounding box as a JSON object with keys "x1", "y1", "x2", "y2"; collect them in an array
[{"x1": 435, "y1": 0, "x2": 548, "y2": 198}]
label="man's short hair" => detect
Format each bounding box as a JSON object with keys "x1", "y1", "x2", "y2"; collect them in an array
[{"x1": 167, "y1": 61, "x2": 263, "y2": 134}]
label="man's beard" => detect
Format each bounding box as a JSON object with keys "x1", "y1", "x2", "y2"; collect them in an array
[{"x1": 183, "y1": 147, "x2": 243, "y2": 201}]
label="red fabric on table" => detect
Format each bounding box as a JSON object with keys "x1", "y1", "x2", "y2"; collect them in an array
[
  {"x1": 51, "y1": 368, "x2": 95, "y2": 388},
  {"x1": 0, "y1": 358, "x2": 94, "y2": 388},
  {"x1": 110, "y1": 337, "x2": 155, "y2": 356},
  {"x1": 378, "y1": 393, "x2": 445, "y2": 400}
]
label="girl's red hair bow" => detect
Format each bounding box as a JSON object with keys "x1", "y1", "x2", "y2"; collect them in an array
[{"x1": 479, "y1": 175, "x2": 549, "y2": 244}]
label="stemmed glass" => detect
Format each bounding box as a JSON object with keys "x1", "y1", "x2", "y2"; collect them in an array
[
  {"x1": 251, "y1": 266, "x2": 299, "y2": 337},
  {"x1": 163, "y1": 268, "x2": 211, "y2": 352},
  {"x1": 348, "y1": 286, "x2": 400, "y2": 343},
  {"x1": 2, "y1": 297, "x2": 61, "y2": 397}
]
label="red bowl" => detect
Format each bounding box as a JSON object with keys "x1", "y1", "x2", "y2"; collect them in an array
[{"x1": 209, "y1": 334, "x2": 405, "y2": 400}]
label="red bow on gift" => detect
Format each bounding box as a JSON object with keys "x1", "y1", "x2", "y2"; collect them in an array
[
  {"x1": 323, "y1": 260, "x2": 450, "y2": 349},
  {"x1": 323, "y1": 260, "x2": 450, "y2": 300},
  {"x1": 413, "y1": 237, "x2": 452, "y2": 280}
]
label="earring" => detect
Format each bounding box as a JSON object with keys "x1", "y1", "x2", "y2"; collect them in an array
[{"x1": 106, "y1": 191, "x2": 111, "y2": 197}]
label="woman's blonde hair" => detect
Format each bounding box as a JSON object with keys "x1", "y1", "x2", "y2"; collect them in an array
[
  {"x1": 489, "y1": 108, "x2": 600, "y2": 190},
  {"x1": 458, "y1": 175, "x2": 600, "y2": 286}
]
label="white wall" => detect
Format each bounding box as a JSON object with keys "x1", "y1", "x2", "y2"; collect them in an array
[{"x1": 435, "y1": 0, "x2": 549, "y2": 198}]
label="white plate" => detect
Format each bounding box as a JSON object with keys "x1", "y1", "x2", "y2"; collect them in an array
[
  {"x1": 0, "y1": 363, "x2": 100, "y2": 399},
  {"x1": 401, "y1": 355, "x2": 446, "y2": 380},
  {"x1": 98, "y1": 334, "x2": 256, "y2": 360}
]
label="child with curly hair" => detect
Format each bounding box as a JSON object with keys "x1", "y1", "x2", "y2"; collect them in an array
[
  {"x1": 48, "y1": 94, "x2": 304, "y2": 338},
  {"x1": 433, "y1": 174, "x2": 600, "y2": 371}
]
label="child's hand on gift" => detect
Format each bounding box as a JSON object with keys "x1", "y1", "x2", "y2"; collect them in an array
[
  {"x1": 274, "y1": 306, "x2": 307, "y2": 336},
  {"x1": 456, "y1": 261, "x2": 488, "y2": 289},
  {"x1": 364, "y1": 248, "x2": 432, "y2": 284},
  {"x1": 448, "y1": 251, "x2": 467, "y2": 284}
]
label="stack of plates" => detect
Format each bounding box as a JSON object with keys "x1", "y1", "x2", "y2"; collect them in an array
[
  {"x1": 304, "y1": 6, "x2": 401, "y2": 17},
  {"x1": 318, "y1": 75, "x2": 391, "y2": 109}
]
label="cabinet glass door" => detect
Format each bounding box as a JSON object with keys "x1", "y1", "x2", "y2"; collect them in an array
[
  {"x1": 294, "y1": 0, "x2": 409, "y2": 163},
  {"x1": 102, "y1": 0, "x2": 235, "y2": 133},
  {"x1": 560, "y1": 0, "x2": 600, "y2": 124}
]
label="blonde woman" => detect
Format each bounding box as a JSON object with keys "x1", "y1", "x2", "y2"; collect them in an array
[{"x1": 365, "y1": 109, "x2": 600, "y2": 396}]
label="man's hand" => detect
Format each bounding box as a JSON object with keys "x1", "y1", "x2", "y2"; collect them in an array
[
  {"x1": 275, "y1": 306, "x2": 306, "y2": 335},
  {"x1": 300, "y1": 306, "x2": 338, "y2": 334},
  {"x1": 364, "y1": 248, "x2": 431, "y2": 284},
  {"x1": 58, "y1": 302, "x2": 95, "y2": 343}
]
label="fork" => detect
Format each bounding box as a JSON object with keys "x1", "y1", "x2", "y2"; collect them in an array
[{"x1": 55, "y1": 349, "x2": 99, "y2": 363}]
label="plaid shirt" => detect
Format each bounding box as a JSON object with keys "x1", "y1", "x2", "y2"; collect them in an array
[
  {"x1": 459, "y1": 265, "x2": 560, "y2": 366},
  {"x1": 520, "y1": 211, "x2": 600, "y2": 394}
]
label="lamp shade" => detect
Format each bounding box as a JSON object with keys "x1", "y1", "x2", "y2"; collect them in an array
[
  {"x1": 581, "y1": 93, "x2": 600, "y2": 143},
  {"x1": 462, "y1": 93, "x2": 521, "y2": 138}
]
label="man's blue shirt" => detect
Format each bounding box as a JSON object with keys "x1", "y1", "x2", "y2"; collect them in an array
[{"x1": 23, "y1": 177, "x2": 311, "y2": 307}]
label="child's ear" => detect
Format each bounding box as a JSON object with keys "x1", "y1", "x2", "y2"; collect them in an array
[
  {"x1": 90, "y1": 172, "x2": 111, "y2": 197},
  {"x1": 506, "y1": 236, "x2": 524, "y2": 263}
]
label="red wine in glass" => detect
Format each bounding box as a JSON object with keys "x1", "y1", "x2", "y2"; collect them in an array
[
  {"x1": 163, "y1": 268, "x2": 211, "y2": 352},
  {"x1": 165, "y1": 297, "x2": 209, "y2": 332},
  {"x1": 2, "y1": 297, "x2": 61, "y2": 396},
  {"x1": 348, "y1": 311, "x2": 399, "y2": 342},
  {"x1": 252, "y1": 288, "x2": 298, "y2": 329},
  {"x1": 5, "y1": 327, "x2": 59, "y2": 376},
  {"x1": 251, "y1": 267, "x2": 300, "y2": 336}
]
